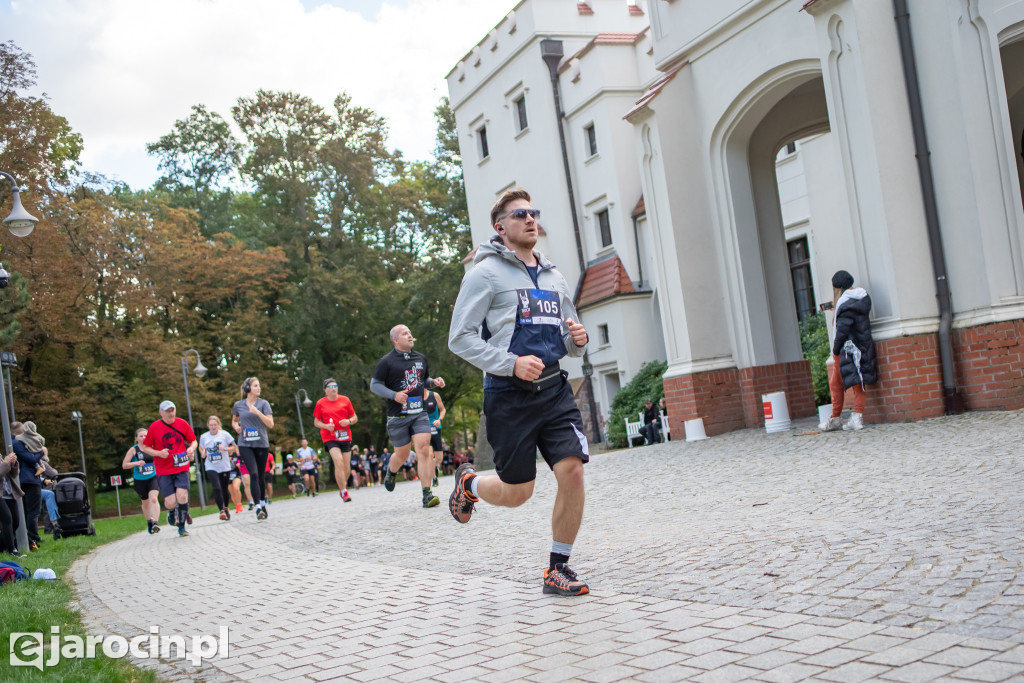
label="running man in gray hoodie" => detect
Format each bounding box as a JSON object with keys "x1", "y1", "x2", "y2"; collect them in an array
[{"x1": 448, "y1": 188, "x2": 591, "y2": 596}]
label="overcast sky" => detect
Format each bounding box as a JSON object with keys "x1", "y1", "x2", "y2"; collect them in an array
[{"x1": 1, "y1": 0, "x2": 510, "y2": 189}]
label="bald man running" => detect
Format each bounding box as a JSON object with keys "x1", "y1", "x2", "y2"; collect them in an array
[{"x1": 371, "y1": 324, "x2": 445, "y2": 509}]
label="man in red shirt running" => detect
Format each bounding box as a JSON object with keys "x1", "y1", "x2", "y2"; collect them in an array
[
  {"x1": 140, "y1": 400, "x2": 197, "y2": 537},
  {"x1": 312, "y1": 378, "x2": 358, "y2": 502},
  {"x1": 264, "y1": 451, "x2": 276, "y2": 502}
]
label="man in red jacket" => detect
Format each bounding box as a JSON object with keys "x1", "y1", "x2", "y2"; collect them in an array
[{"x1": 140, "y1": 401, "x2": 197, "y2": 537}]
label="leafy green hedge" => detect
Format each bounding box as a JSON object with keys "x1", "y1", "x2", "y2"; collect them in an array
[
  {"x1": 800, "y1": 312, "x2": 831, "y2": 406},
  {"x1": 606, "y1": 360, "x2": 668, "y2": 449}
]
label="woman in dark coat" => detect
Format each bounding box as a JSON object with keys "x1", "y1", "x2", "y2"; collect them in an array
[{"x1": 822, "y1": 270, "x2": 877, "y2": 432}]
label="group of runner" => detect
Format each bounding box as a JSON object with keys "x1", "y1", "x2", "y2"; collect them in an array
[
  {"x1": 120, "y1": 187, "x2": 594, "y2": 595},
  {"x1": 122, "y1": 378, "x2": 280, "y2": 536}
]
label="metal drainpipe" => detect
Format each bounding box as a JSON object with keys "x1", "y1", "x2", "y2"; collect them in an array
[
  {"x1": 892, "y1": 0, "x2": 961, "y2": 414},
  {"x1": 540, "y1": 38, "x2": 602, "y2": 442}
]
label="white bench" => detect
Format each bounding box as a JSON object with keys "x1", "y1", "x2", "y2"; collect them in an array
[{"x1": 624, "y1": 410, "x2": 670, "y2": 447}]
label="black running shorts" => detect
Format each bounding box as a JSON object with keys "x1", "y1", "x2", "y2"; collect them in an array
[
  {"x1": 133, "y1": 476, "x2": 158, "y2": 500},
  {"x1": 324, "y1": 440, "x2": 352, "y2": 454},
  {"x1": 484, "y1": 375, "x2": 590, "y2": 485}
]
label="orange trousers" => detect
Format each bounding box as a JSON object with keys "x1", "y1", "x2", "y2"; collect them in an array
[{"x1": 830, "y1": 354, "x2": 865, "y2": 417}]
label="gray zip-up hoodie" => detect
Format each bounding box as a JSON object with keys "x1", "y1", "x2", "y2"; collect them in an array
[{"x1": 448, "y1": 235, "x2": 585, "y2": 376}]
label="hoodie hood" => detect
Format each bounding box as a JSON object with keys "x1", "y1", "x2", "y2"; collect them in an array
[
  {"x1": 835, "y1": 287, "x2": 870, "y2": 317},
  {"x1": 473, "y1": 235, "x2": 554, "y2": 270}
]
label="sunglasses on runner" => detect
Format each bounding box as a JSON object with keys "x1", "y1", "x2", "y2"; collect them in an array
[
  {"x1": 501, "y1": 208, "x2": 541, "y2": 221},
  {"x1": 325, "y1": 384, "x2": 338, "y2": 389}
]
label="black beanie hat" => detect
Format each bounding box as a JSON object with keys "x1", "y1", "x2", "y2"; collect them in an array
[{"x1": 832, "y1": 270, "x2": 854, "y2": 289}]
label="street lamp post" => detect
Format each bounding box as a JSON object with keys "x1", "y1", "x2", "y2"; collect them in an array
[
  {"x1": 0, "y1": 352, "x2": 16, "y2": 422},
  {"x1": 70, "y1": 410, "x2": 87, "y2": 476},
  {"x1": 0, "y1": 354, "x2": 28, "y2": 551},
  {"x1": 181, "y1": 349, "x2": 208, "y2": 509},
  {"x1": 294, "y1": 389, "x2": 312, "y2": 441},
  {"x1": 1, "y1": 171, "x2": 39, "y2": 552}
]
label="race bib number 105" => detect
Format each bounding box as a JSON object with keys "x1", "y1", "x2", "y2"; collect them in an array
[{"x1": 517, "y1": 289, "x2": 561, "y2": 326}]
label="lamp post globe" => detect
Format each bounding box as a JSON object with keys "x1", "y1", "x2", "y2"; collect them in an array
[{"x1": 0, "y1": 171, "x2": 39, "y2": 237}]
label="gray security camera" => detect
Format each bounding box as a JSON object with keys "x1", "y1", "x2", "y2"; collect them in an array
[{"x1": 0, "y1": 266, "x2": 9, "y2": 289}]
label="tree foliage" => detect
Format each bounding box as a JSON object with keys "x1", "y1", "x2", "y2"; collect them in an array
[
  {"x1": 606, "y1": 360, "x2": 668, "y2": 449},
  {"x1": 0, "y1": 42, "x2": 480, "y2": 493},
  {"x1": 800, "y1": 312, "x2": 831, "y2": 406}
]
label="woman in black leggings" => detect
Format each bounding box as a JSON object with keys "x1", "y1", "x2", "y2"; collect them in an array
[
  {"x1": 231, "y1": 377, "x2": 274, "y2": 520},
  {"x1": 199, "y1": 416, "x2": 238, "y2": 520}
]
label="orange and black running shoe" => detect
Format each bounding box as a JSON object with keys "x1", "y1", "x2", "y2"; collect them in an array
[
  {"x1": 543, "y1": 563, "x2": 590, "y2": 596},
  {"x1": 448, "y1": 463, "x2": 478, "y2": 524}
]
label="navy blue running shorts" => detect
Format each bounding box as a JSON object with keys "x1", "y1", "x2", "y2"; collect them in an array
[
  {"x1": 157, "y1": 471, "x2": 191, "y2": 498},
  {"x1": 484, "y1": 375, "x2": 590, "y2": 485}
]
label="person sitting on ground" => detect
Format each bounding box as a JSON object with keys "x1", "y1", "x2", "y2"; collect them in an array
[
  {"x1": 37, "y1": 457, "x2": 61, "y2": 536},
  {"x1": 822, "y1": 270, "x2": 877, "y2": 432}
]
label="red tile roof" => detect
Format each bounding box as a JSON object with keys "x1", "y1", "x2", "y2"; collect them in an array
[
  {"x1": 578, "y1": 3, "x2": 593, "y2": 15},
  {"x1": 561, "y1": 28, "x2": 649, "y2": 70},
  {"x1": 624, "y1": 62, "x2": 687, "y2": 120},
  {"x1": 575, "y1": 256, "x2": 636, "y2": 309},
  {"x1": 632, "y1": 196, "x2": 645, "y2": 218},
  {"x1": 629, "y1": 5, "x2": 644, "y2": 16}
]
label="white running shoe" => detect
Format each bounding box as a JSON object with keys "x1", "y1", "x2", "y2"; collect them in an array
[
  {"x1": 821, "y1": 416, "x2": 843, "y2": 432},
  {"x1": 843, "y1": 413, "x2": 864, "y2": 431}
]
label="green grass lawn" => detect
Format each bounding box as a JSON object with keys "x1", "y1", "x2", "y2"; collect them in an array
[{"x1": 0, "y1": 515, "x2": 159, "y2": 682}]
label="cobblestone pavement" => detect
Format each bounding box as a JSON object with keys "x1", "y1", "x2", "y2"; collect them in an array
[{"x1": 72, "y1": 410, "x2": 1024, "y2": 682}]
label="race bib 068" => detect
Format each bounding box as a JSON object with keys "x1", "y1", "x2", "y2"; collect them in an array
[
  {"x1": 517, "y1": 289, "x2": 561, "y2": 326},
  {"x1": 405, "y1": 397, "x2": 423, "y2": 415}
]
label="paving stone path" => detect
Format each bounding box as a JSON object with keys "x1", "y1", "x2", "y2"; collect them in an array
[{"x1": 72, "y1": 410, "x2": 1024, "y2": 682}]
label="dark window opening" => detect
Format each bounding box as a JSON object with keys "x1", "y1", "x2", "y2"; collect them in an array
[
  {"x1": 597, "y1": 209, "x2": 612, "y2": 248},
  {"x1": 585, "y1": 124, "x2": 598, "y2": 156},
  {"x1": 787, "y1": 237, "x2": 815, "y2": 322},
  {"x1": 477, "y1": 126, "x2": 489, "y2": 159},
  {"x1": 514, "y1": 96, "x2": 528, "y2": 132}
]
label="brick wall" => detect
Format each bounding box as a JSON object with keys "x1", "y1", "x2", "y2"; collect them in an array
[
  {"x1": 954, "y1": 320, "x2": 1024, "y2": 411},
  {"x1": 663, "y1": 360, "x2": 815, "y2": 438},
  {"x1": 664, "y1": 319, "x2": 1024, "y2": 436}
]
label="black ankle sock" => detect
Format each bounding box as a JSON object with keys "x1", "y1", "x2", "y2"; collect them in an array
[{"x1": 550, "y1": 552, "x2": 570, "y2": 571}]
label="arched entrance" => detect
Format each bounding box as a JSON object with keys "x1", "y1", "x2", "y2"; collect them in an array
[
  {"x1": 712, "y1": 65, "x2": 831, "y2": 371},
  {"x1": 704, "y1": 63, "x2": 834, "y2": 423}
]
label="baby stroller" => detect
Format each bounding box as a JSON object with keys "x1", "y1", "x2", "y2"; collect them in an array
[{"x1": 53, "y1": 472, "x2": 96, "y2": 538}]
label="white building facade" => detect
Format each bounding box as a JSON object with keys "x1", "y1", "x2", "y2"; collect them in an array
[
  {"x1": 450, "y1": 0, "x2": 1024, "y2": 438},
  {"x1": 446, "y1": 0, "x2": 663, "y2": 433}
]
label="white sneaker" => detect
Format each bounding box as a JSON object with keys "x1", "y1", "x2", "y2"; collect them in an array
[
  {"x1": 821, "y1": 416, "x2": 843, "y2": 432},
  {"x1": 843, "y1": 413, "x2": 864, "y2": 431}
]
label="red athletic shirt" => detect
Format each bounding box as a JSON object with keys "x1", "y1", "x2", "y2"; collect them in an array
[
  {"x1": 313, "y1": 395, "x2": 356, "y2": 443},
  {"x1": 265, "y1": 452, "x2": 275, "y2": 473},
  {"x1": 143, "y1": 418, "x2": 196, "y2": 476}
]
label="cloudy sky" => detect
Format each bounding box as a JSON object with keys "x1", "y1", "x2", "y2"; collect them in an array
[{"x1": 1, "y1": 0, "x2": 511, "y2": 189}]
